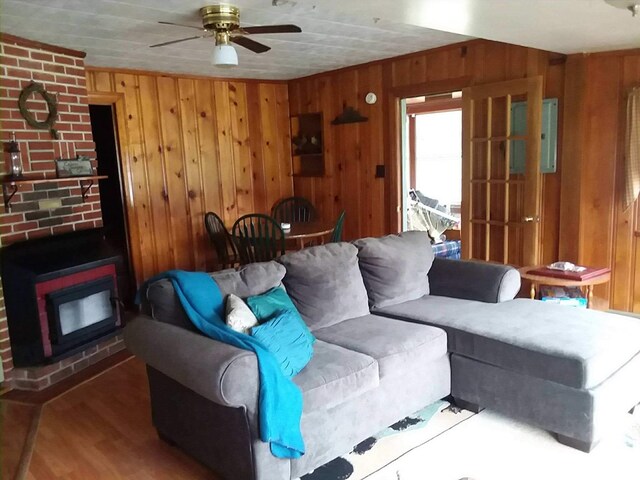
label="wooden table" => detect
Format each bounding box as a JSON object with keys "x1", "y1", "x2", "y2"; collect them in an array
[
  {"x1": 518, "y1": 265, "x2": 611, "y2": 309},
  {"x1": 284, "y1": 221, "x2": 334, "y2": 250}
]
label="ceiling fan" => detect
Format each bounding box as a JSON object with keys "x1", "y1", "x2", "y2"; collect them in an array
[{"x1": 150, "y1": 4, "x2": 302, "y2": 67}]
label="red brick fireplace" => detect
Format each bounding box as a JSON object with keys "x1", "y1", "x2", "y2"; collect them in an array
[{"x1": 0, "y1": 34, "x2": 124, "y2": 390}]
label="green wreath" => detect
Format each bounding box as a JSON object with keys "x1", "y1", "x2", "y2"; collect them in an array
[{"x1": 18, "y1": 82, "x2": 59, "y2": 139}]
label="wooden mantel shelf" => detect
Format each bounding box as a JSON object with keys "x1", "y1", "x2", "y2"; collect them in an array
[{"x1": 2, "y1": 175, "x2": 108, "y2": 210}]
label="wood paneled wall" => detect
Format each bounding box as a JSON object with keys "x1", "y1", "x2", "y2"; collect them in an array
[
  {"x1": 560, "y1": 50, "x2": 640, "y2": 310},
  {"x1": 86, "y1": 69, "x2": 293, "y2": 284},
  {"x1": 289, "y1": 65, "x2": 386, "y2": 240},
  {"x1": 288, "y1": 40, "x2": 565, "y2": 261}
]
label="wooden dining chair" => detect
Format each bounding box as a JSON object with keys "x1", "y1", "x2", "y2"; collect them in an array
[
  {"x1": 330, "y1": 210, "x2": 346, "y2": 242},
  {"x1": 271, "y1": 197, "x2": 316, "y2": 224},
  {"x1": 232, "y1": 213, "x2": 286, "y2": 265},
  {"x1": 204, "y1": 212, "x2": 238, "y2": 270}
]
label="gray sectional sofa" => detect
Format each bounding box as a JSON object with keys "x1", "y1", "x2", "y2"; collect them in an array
[{"x1": 125, "y1": 231, "x2": 640, "y2": 480}]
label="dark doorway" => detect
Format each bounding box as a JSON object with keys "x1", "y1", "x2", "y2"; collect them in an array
[{"x1": 89, "y1": 104, "x2": 134, "y2": 307}]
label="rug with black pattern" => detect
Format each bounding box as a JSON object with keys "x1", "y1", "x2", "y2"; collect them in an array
[{"x1": 299, "y1": 400, "x2": 475, "y2": 480}]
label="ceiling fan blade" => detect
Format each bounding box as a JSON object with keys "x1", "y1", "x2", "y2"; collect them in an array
[
  {"x1": 240, "y1": 24, "x2": 302, "y2": 35},
  {"x1": 158, "y1": 21, "x2": 204, "y2": 31},
  {"x1": 231, "y1": 36, "x2": 271, "y2": 53},
  {"x1": 149, "y1": 35, "x2": 205, "y2": 48}
]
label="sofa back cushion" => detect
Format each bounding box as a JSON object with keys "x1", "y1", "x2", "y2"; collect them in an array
[
  {"x1": 278, "y1": 243, "x2": 370, "y2": 330},
  {"x1": 144, "y1": 261, "x2": 286, "y2": 330},
  {"x1": 353, "y1": 231, "x2": 434, "y2": 309}
]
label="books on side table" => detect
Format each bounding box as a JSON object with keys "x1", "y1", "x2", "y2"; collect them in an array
[{"x1": 539, "y1": 286, "x2": 587, "y2": 308}]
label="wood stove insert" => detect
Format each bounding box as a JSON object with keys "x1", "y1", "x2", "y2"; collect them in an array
[{"x1": 2, "y1": 229, "x2": 124, "y2": 367}]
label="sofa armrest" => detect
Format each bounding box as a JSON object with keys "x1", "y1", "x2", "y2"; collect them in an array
[
  {"x1": 428, "y1": 257, "x2": 521, "y2": 303},
  {"x1": 124, "y1": 315, "x2": 258, "y2": 410}
]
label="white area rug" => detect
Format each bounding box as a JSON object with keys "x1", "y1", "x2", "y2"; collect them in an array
[
  {"x1": 300, "y1": 401, "x2": 475, "y2": 480},
  {"x1": 368, "y1": 410, "x2": 639, "y2": 480}
]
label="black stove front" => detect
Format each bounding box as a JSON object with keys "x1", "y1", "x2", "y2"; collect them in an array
[{"x1": 2, "y1": 229, "x2": 124, "y2": 366}]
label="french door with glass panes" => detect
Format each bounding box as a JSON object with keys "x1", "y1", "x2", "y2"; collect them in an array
[{"x1": 461, "y1": 76, "x2": 543, "y2": 266}]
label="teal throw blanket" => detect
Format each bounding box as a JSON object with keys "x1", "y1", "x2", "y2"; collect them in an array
[{"x1": 136, "y1": 270, "x2": 305, "y2": 458}]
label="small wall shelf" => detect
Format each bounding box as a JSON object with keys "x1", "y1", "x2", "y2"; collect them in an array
[
  {"x1": 2, "y1": 175, "x2": 108, "y2": 210},
  {"x1": 291, "y1": 113, "x2": 324, "y2": 177}
]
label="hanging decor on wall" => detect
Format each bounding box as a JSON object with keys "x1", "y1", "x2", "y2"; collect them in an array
[
  {"x1": 5, "y1": 132, "x2": 23, "y2": 178},
  {"x1": 18, "y1": 82, "x2": 60, "y2": 139},
  {"x1": 331, "y1": 103, "x2": 368, "y2": 125},
  {"x1": 55, "y1": 155, "x2": 94, "y2": 178}
]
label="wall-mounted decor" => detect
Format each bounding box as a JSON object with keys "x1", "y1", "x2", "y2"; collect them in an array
[
  {"x1": 365, "y1": 92, "x2": 377, "y2": 105},
  {"x1": 290, "y1": 113, "x2": 324, "y2": 177},
  {"x1": 331, "y1": 103, "x2": 368, "y2": 125},
  {"x1": 55, "y1": 156, "x2": 94, "y2": 178},
  {"x1": 5, "y1": 132, "x2": 23, "y2": 178},
  {"x1": 18, "y1": 82, "x2": 59, "y2": 139}
]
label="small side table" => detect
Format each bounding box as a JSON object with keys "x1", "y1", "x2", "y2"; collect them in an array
[{"x1": 518, "y1": 266, "x2": 611, "y2": 309}]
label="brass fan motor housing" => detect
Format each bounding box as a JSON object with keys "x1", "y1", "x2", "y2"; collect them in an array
[{"x1": 200, "y1": 4, "x2": 240, "y2": 31}]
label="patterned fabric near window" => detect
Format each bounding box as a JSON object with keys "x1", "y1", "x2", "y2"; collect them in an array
[
  {"x1": 407, "y1": 199, "x2": 460, "y2": 241},
  {"x1": 431, "y1": 240, "x2": 461, "y2": 260}
]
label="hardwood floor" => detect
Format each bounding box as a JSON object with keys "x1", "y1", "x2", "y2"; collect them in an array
[
  {"x1": 4, "y1": 358, "x2": 220, "y2": 480},
  {"x1": 1, "y1": 402, "x2": 40, "y2": 480}
]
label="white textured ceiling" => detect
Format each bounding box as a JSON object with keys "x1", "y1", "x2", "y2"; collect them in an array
[
  {"x1": 1, "y1": 0, "x2": 638, "y2": 80},
  {"x1": 0, "y1": 0, "x2": 470, "y2": 80}
]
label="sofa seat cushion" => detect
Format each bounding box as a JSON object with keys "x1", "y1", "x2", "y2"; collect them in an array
[
  {"x1": 312, "y1": 314, "x2": 447, "y2": 378},
  {"x1": 293, "y1": 340, "x2": 379, "y2": 412},
  {"x1": 376, "y1": 296, "x2": 640, "y2": 390}
]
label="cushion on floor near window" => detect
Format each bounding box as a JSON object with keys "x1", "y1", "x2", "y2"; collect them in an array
[{"x1": 250, "y1": 309, "x2": 315, "y2": 378}]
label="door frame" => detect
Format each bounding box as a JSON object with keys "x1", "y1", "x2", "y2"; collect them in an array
[
  {"x1": 87, "y1": 91, "x2": 139, "y2": 286},
  {"x1": 386, "y1": 76, "x2": 472, "y2": 233}
]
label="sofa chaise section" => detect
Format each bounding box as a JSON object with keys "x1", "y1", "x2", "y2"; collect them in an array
[{"x1": 371, "y1": 254, "x2": 640, "y2": 452}]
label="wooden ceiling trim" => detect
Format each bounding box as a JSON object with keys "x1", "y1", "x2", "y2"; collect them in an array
[
  {"x1": 406, "y1": 96, "x2": 463, "y2": 115},
  {"x1": 85, "y1": 66, "x2": 288, "y2": 85}
]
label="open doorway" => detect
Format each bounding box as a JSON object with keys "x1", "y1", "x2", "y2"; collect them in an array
[
  {"x1": 401, "y1": 92, "x2": 462, "y2": 259},
  {"x1": 88, "y1": 103, "x2": 134, "y2": 307}
]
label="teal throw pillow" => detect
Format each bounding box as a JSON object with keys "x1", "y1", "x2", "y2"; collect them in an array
[
  {"x1": 246, "y1": 287, "x2": 315, "y2": 344},
  {"x1": 251, "y1": 309, "x2": 315, "y2": 378}
]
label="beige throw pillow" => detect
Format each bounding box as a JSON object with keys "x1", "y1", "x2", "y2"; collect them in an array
[{"x1": 225, "y1": 293, "x2": 259, "y2": 334}]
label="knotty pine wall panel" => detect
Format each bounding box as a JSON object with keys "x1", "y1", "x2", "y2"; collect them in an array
[
  {"x1": 87, "y1": 69, "x2": 293, "y2": 284},
  {"x1": 289, "y1": 64, "x2": 387, "y2": 241},
  {"x1": 289, "y1": 40, "x2": 564, "y2": 257},
  {"x1": 623, "y1": 54, "x2": 640, "y2": 312},
  {"x1": 559, "y1": 50, "x2": 640, "y2": 311}
]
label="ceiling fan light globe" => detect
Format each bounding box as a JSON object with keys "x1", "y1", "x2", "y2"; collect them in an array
[{"x1": 212, "y1": 44, "x2": 238, "y2": 67}]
